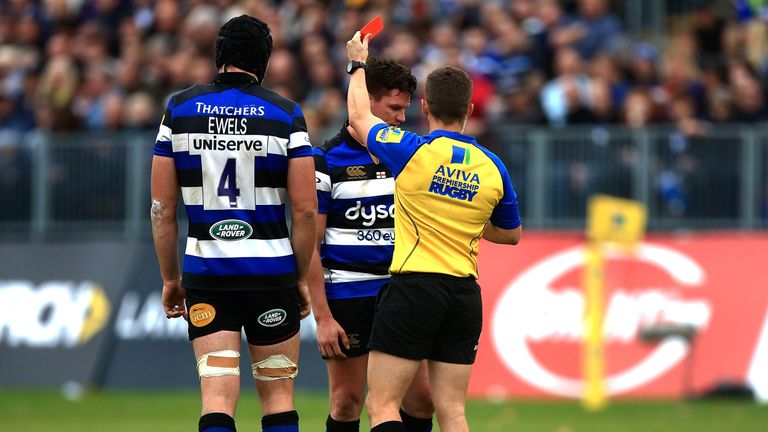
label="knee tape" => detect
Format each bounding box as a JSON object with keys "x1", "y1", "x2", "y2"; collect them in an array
[
  {"x1": 251, "y1": 354, "x2": 298, "y2": 381},
  {"x1": 196, "y1": 350, "x2": 240, "y2": 378}
]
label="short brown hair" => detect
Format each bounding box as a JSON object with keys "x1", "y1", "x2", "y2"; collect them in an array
[
  {"x1": 366, "y1": 56, "x2": 417, "y2": 100},
  {"x1": 425, "y1": 66, "x2": 472, "y2": 123}
]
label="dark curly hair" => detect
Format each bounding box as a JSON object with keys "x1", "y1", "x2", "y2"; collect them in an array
[
  {"x1": 215, "y1": 15, "x2": 273, "y2": 83},
  {"x1": 365, "y1": 56, "x2": 417, "y2": 101}
]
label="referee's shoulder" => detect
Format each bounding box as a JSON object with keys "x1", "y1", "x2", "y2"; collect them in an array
[{"x1": 473, "y1": 141, "x2": 508, "y2": 174}]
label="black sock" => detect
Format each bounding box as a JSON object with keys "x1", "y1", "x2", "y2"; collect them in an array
[
  {"x1": 262, "y1": 410, "x2": 299, "y2": 432},
  {"x1": 371, "y1": 421, "x2": 405, "y2": 432},
  {"x1": 326, "y1": 415, "x2": 360, "y2": 432},
  {"x1": 199, "y1": 412, "x2": 236, "y2": 432},
  {"x1": 400, "y1": 409, "x2": 432, "y2": 432}
]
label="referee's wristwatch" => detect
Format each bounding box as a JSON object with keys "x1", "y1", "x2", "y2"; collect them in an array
[{"x1": 346, "y1": 60, "x2": 367, "y2": 74}]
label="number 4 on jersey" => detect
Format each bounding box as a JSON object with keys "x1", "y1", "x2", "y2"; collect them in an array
[{"x1": 218, "y1": 158, "x2": 240, "y2": 208}]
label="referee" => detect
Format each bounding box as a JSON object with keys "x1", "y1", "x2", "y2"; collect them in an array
[{"x1": 344, "y1": 33, "x2": 522, "y2": 432}]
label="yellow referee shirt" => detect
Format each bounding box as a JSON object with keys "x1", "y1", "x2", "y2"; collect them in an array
[{"x1": 366, "y1": 124, "x2": 521, "y2": 278}]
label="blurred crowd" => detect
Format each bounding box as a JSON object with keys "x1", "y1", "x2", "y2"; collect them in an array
[
  {"x1": 1, "y1": 0, "x2": 767, "y2": 137},
  {"x1": 0, "y1": 0, "x2": 767, "y2": 224}
]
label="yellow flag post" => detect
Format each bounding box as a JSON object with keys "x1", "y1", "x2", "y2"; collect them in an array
[{"x1": 583, "y1": 195, "x2": 647, "y2": 410}]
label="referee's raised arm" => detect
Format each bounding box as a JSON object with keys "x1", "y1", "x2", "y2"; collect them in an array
[{"x1": 346, "y1": 31, "x2": 385, "y2": 148}]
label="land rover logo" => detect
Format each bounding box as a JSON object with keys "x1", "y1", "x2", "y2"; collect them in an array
[
  {"x1": 209, "y1": 219, "x2": 252, "y2": 241},
  {"x1": 258, "y1": 309, "x2": 287, "y2": 327}
]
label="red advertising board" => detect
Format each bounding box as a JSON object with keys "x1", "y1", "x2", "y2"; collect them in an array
[{"x1": 471, "y1": 233, "x2": 768, "y2": 400}]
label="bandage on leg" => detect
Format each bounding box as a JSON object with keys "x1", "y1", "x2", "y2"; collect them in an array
[
  {"x1": 251, "y1": 354, "x2": 298, "y2": 381},
  {"x1": 196, "y1": 350, "x2": 240, "y2": 378}
]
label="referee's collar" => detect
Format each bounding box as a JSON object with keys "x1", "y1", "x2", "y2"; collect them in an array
[
  {"x1": 212, "y1": 72, "x2": 260, "y2": 85},
  {"x1": 427, "y1": 129, "x2": 478, "y2": 144}
]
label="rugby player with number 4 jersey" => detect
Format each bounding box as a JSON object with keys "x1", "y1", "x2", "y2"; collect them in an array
[{"x1": 151, "y1": 15, "x2": 315, "y2": 432}]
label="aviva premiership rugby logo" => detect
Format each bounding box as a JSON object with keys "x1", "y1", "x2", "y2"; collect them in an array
[
  {"x1": 258, "y1": 309, "x2": 287, "y2": 327},
  {"x1": 209, "y1": 219, "x2": 252, "y2": 241},
  {"x1": 377, "y1": 127, "x2": 403, "y2": 143}
]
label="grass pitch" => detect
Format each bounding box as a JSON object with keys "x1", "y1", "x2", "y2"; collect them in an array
[{"x1": 1, "y1": 389, "x2": 766, "y2": 432}]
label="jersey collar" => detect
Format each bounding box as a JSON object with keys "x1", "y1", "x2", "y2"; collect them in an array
[
  {"x1": 340, "y1": 121, "x2": 363, "y2": 148},
  {"x1": 426, "y1": 129, "x2": 478, "y2": 144},
  {"x1": 212, "y1": 72, "x2": 260, "y2": 85}
]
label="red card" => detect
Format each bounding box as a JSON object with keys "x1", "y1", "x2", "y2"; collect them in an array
[{"x1": 360, "y1": 15, "x2": 384, "y2": 40}]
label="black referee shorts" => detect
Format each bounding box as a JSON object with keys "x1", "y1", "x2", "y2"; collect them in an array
[{"x1": 368, "y1": 272, "x2": 482, "y2": 365}]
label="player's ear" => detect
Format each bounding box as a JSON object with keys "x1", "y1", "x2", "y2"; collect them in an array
[
  {"x1": 466, "y1": 102, "x2": 474, "y2": 119},
  {"x1": 421, "y1": 98, "x2": 429, "y2": 117}
]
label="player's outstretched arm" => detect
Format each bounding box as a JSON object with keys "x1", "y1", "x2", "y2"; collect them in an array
[
  {"x1": 346, "y1": 31, "x2": 385, "y2": 148},
  {"x1": 150, "y1": 155, "x2": 186, "y2": 319},
  {"x1": 483, "y1": 223, "x2": 522, "y2": 245}
]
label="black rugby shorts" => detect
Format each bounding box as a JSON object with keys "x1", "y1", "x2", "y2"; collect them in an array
[
  {"x1": 327, "y1": 295, "x2": 377, "y2": 358},
  {"x1": 368, "y1": 273, "x2": 482, "y2": 365},
  {"x1": 185, "y1": 287, "x2": 300, "y2": 346}
]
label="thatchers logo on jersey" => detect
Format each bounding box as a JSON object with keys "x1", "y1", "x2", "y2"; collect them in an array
[
  {"x1": 209, "y1": 219, "x2": 253, "y2": 241},
  {"x1": 258, "y1": 309, "x2": 287, "y2": 327},
  {"x1": 189, "y1": 303, "x2": 215, "y2": 327}
]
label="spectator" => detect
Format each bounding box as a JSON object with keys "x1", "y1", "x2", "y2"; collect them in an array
[
  {"x1": 622, "y1": 89, "x2": 658, "y2": 128},
  {"x1": 731, "y1": 76, "x2": 768, "y2": 122},
  {"x1": 529, "y1": 0, "x2": 566, "y2": 79},
  {"x1": 552, "y1": 0, "x2": 624, "y2": 60},
  {"x1": 540, "y1": 47, "x2": 592, "y2": 126},
  {"x1": 0, "y1": 0, "x2": 763, "y2": 178}
]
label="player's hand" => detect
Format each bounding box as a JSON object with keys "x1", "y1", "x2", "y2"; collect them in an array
[
  {"x1": 315, "y1": 316, "x2": 350, "y2": 360},
  {"x1": 298, "y1": 280, "x2": 312, "y2": 320},
  {"x1": 346, "y1": 31, "x2": 370, "y2": 62},
  {"x1": 161, "y1": 278, "x2": 187, "y2": 319}
]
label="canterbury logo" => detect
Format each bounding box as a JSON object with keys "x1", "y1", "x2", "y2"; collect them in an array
[{"x1": 346, "y1": 166, "x2": 366, "y2": 177}]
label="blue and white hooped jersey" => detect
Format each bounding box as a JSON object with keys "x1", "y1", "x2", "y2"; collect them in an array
[
  {"x1": 153, "y1": 72, "x2": 312, "y2": 291},
  {"x1": 314, "y1": 126, "x2": 394, "y2": 300}
]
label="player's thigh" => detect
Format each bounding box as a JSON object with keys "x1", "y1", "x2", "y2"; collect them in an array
[
  {"x1": 402, "y1": 360, "x2": 434, "y2": 416},
  {"x1": 192, "y1": 330, "x2": 243, "y2": 414},
  {"x1": 367, "y1": 350, "x2": 422, "y2": 406},
  {"x1": 186, "y1": 289, "x2": 245, "y2": 405},
  {"x1": 427, "y1": 360, "x2": 472, "y2": 416},
  {"x1": 327, "y1": 353, "x2": 368, "y2": 399},
  {"x1": 327, "y1": 296, "x2": 376, "y2": 358},
  {"x1": 247, "y1": 332, "x2": 301, "y2": 414},
  {"x1": 247, "y1": 331, "x2": 300, "y2": 375},
  {"x1": 193, "y1": 330, "x2": 242, "y2": 358}
]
